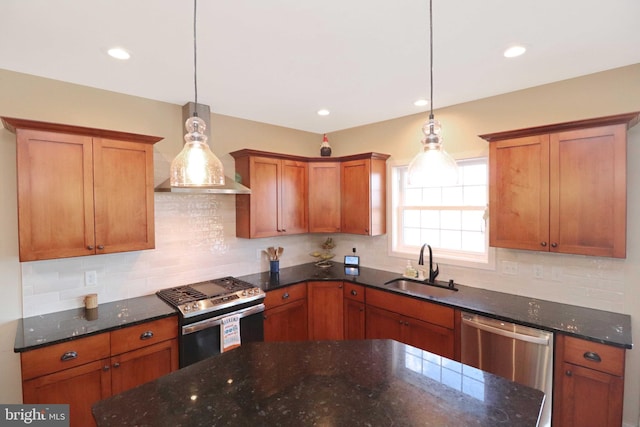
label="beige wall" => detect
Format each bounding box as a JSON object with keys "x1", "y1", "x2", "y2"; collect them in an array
[{"x1": 1, "y1": 64, "x2": 639, "y2": 424}]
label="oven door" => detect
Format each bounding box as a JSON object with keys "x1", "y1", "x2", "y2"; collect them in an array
[{"x1": 180, "y1": 303, "x2": 265, "y2": 368}]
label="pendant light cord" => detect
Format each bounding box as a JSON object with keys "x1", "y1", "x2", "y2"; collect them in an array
[
  {"x1": 429, "y1": 0, "x2": 434, "y2": 121},
  {"x1": 193, "y1": 0, "x2": 199, "y2": 116}
]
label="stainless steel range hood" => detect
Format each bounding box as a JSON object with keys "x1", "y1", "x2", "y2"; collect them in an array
[
  {"x1": 154, "y1": 103, "x2": 251, "y2": 195},
  {"x1": 155, "y1": 176, "x2": 251, "y2": 194}
]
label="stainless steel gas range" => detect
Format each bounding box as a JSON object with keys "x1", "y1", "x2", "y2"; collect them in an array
[{"x1": 157, "y1": 277, "x2": 265, "y2": 368}]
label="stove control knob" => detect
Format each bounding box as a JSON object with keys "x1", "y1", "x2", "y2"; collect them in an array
[
  {"x1": 192, "y1": 303, "x2": 199, "y2": 310},
  {"x1": 183, "y1": 305, "x2": 191, "y2": 312},
  {"x1": 242, "y1": 290, "x2": 247, "y2": 296}
]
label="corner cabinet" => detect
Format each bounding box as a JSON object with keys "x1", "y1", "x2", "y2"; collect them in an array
[
  {"x1": 480, "y1": 112, "x2": 639, "y2": 258},
  {"x1": 307, "y1": 281, "x2": 344, "y2": 340},
  {"x1": 553, "y1": 334, "x2": 625, "y2": 427},
  {"x1": 2, "y1": 117, "x2": 162, "y2": 262},
  {"x1": 308, "y1": 161, "x2": 341, "y2": 233},
  {"x1": 341, "y1": 153, "x2": 389, "y2": 236},
  {"x1": 231, "y1": 150, "x2": 308, "y2": 238}
]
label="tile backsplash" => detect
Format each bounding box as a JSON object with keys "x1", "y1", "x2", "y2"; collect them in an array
[{"x1": 21, "y1": 194, "x2": 628, "y2": 317}]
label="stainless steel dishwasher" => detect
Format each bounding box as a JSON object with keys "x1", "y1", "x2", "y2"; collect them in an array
[{"x1": 461, "y1": 312, "x2": 553, "y2": 427}]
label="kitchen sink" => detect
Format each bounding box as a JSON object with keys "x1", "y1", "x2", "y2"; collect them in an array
[{"x1": 384, "y1": 277, "x2": 458, "y2": 298}]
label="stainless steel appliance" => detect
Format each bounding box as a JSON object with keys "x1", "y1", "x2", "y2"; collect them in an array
[
  {"x1": 157, "y1": 277, "x2": 265, "y2": 368},
  {"x1": 461, "y1": 312, "x2": 553, "y2": 427}
]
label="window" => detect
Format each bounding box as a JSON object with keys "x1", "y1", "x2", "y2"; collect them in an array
[{"x1": 390, "y1": 158, "x2": 493, "y2": 267}]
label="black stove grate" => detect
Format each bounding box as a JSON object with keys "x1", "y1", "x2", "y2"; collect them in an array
[{"x1": 156, "y1": 286, "x2": 207, "y2": 306}]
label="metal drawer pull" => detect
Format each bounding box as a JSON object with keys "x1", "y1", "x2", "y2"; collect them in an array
[
  {"x1": 351, "y1": 290, "x2": 358, "y2": 296},
  {"x1": 583, "y1": 351, "x2": 602, "y2": 362},
  {"x1": 282, "y1": 292, "x2": 290, "y2": 300},
  {"x1": 140, "y1": 331, "x2": 154, "y2": 340},
  {"x1": 60, "y1": 351, "x2": 78, "y2": 361}
]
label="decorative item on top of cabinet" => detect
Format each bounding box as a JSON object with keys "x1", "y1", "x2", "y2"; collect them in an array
[
  {"x1": 480, "y1": 112, "x2": 640, "y2": 258},
  {"x1": 231, "y1": 149, "x2": 308, "y2": 238},
  {"x1": 341, "y1": 152, "x2": 390, "y2": 236},
  {"x1": 553, "y1": 334, "x2": 625, "y2": 427},
  {"x1": 2, "y1": 117, "x2": 162, "y2": 262},
  {"x1": 20, "y1": 316, "x2": 178, "y2": 427}
]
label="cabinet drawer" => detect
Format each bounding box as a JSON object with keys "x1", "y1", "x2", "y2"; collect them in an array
[
  {"x1": 564, "y1": 336, "x2": 625, "y2": 376},
  {"x1": 344, "y1": 283, "x2": 365, "y2": 302},
  {"x1": 21, "y1": 333, "x2": 110, "y2": 380},
  {"x1": 110, "y1": 316, "x2": 178, "y2": 356},
  {"x1": 366, "y1": 288, "x2": 454, "y2": 329},
  {"x1": 264, "y1": 283, "x2": 307, "y2": 309}
]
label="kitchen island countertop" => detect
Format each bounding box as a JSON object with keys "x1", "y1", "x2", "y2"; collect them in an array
[{"x1": 92, "y1": 339, "x2": 544, "y2": 427}]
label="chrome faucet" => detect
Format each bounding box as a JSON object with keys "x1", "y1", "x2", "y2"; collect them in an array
[{"x1": 418, "y1": 244, "x2": 439, "y2": 283}]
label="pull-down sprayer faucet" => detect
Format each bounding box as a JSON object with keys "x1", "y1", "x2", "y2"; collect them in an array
[{"x1": 418, "y1": 244, "x2": 439, "y2": 284}]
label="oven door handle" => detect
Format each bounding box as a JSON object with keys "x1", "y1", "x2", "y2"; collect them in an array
[{"x1": 181, "y1": 303, "x2": 265, "y2": 335}]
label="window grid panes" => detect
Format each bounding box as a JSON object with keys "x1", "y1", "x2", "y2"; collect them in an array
[{"x1": 395, "y1": 158, "x2": 488, "y2": 258}]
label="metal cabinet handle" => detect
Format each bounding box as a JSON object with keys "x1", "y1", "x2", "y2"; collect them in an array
[
  {"x1": 551, "y1": 243, "x2": 558, "y2": 248},
  {"x1": 103, "y1": 365, "x2": 110, "y2": 372},
  {"x1": 351, "y1": 290, "x2": 358, "y2": 296},
  {"x1": 60, "y1": 351, "x2": 78, "y2": 362},
  {"x1": 541, "y1": 242, "x2": 547, "y2": 247},
  {"x1": 583, "y1": 351, "x2": 602, "y2": 363},
  {"x1": 282, "y1": 292, "x2": 290, "y2": 300},
  {"x1": 87, "y1": 245, "x2": 94, "y2": 250},
  {"x1": 97, "y1": 245, "x2": 105, "y2": 250},
  {"x1": 113, "y1": 362, "x2": 120, "y2": 368},
  {"x1": 565, "y1": 370, "x2": 572, "y2": 377},
  {"x1": 338, "y1": 284, "x2": 343, "y2": 289},
  {"x1": 140, "y1": 331, "x2": 154, "y2": 340}
]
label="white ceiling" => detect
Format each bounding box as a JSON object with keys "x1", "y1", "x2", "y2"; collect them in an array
[{"x1": 1, "y1": 0, "x2": 639, "y2": 133}]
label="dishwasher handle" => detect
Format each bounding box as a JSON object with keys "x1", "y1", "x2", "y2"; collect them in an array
[{"x1": 462, "y1": 315, "x2": 550, "y2": 346}]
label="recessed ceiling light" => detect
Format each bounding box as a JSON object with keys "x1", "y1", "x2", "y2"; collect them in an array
[
  {"x1": 317, "y1": 109, "x2": 330, "y2": 116},
  {"x1": 414, "y1": 99, "x2": 429, "y2": 107},
  {"x1": 504, "y1": 45, "x2": 526, "y2": 58},
  {"x1": 107, "y1": 47, "x2": 131, "y2": 60}
]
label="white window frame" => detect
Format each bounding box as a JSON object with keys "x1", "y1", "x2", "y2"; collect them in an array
[{"x1": 388, "y1": 157, "x2": 495, "y2": 270}]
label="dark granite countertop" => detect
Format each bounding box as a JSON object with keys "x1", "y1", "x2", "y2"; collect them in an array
[
  {"x1": 238, "y1": 262, "x2": 633, "y2": 349},
  {"x1": 14, "y1": 294, "x2": 176, "y2": 352},
  {"x1": 15, "y1": 262, "x2": 632, "y2": 353},
  {"x1": 92, "y1": 339, "x2": 544, "y2": 427}
]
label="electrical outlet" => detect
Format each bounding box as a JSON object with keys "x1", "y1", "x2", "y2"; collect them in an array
[
  {"x1": 501, "y1": 261, "x2": 518, "y2": 275},
  {"x1": 533, "y1": 264, "x2": 543, "y2": 279},
  {"x1": 85, "y1": 271, "x2": 97, "y2": 287}
]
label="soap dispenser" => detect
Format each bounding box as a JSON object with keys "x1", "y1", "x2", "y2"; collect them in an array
[{"x1": 404, "y1": 260, "x2": 416, "y2": 278}]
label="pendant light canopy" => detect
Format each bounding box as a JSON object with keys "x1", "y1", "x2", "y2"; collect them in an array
[
  {"x1": 408, "y1": 0, "x2": 458, "y2": 186},
  {"x1": 170, "y1": 0, "x2": 225, "y2": 187}
]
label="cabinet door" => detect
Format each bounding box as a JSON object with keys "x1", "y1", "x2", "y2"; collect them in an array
[
  {"x1": 489, "y1": 134, "x2": 550, "y2": 251},
  {"x1": 559, "y1": 362, "x2": 623, "y2": 427},
  {"x1": 248, "y1": 156, "x2": 280, "y2": 237},
  {"x1": 550, "y1": 125, "x2": 627, "y2": 258},
  {"x1": 93, "y1": 138, "x2": 155, "y2": 254},
  {"x1": 344, "y1": 299, "x2": 365, "y2": 340},
  {"x1": 403, "y1": 317, "x2": 455, "y2": 359},
  {"x1": 280, "y1": 160, "x2": 308, "y2": 234},
  {"x1": 22, "y1": 359, "x2": 111, "y2": 427},
  {"x1": 307, "y1": 281, "x2": 344, "y2": 340},
  {"x1": 308, "y1": 162, "x2": 341, "y2": 233},
  {"x1": 264, "y1": 299, "x2": 308, "y2": 342},
  {"x1": 16, "y1": 129, "x2": 95, "y2": 261},
  {"x1": 110, "y1": 339, "x2": 179, "y2": 395},
  {"x1": 341, "y1": 159, "x2": 371, "y2": 235},
  {"x1": 365, "y1": 305, "x2": 403, "y2": 342}
]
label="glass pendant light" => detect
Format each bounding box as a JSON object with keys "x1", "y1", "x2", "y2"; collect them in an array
[
  {"x1": 408, "y1": 0, "x2": 458, "y2": 186},
  {"x1": 170, "y1": 0, "x2": 225, "y2": 187}
]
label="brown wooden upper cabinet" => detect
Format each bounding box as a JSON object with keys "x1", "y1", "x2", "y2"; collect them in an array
[
  {"x1": 341, "y1": 153, "x2": 389, "y2": 236},
  {"x1": 231, "y1": 150, "x2": 309, "y2": 238},
  {"x1": 231, "y1": 149, "x2": 389, "y2": 238},
  {"x1": 480, "y1": 112, "x2": 639, "y2": 258},
  {"x1": 2, "y1": 117, "x2": 162, "y2": 262}
]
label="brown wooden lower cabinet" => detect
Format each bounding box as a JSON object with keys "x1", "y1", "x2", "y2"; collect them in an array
[
  {"x1": 553, "y1": 334, "x2": 625, "y2": 427},
  {"x1": 20, "y1": 316, "x2": 179, "y2": 427},
  {"x1": 343, "y1": 283, "x2": 366, "y2": 340},
  {"x1": 264, "y1": 283, "x2": 308, "y2": 342},
  {"x1": 307, "y1": 281, "x2": 344, "y2": 340}
]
